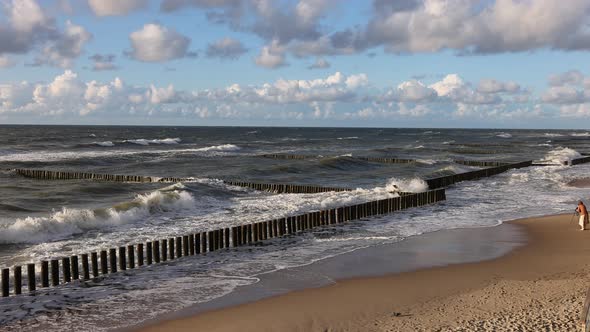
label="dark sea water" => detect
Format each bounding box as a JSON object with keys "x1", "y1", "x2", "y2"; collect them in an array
[{"x1": 0, "y1": 125, "x2": 590, "y2": 331}]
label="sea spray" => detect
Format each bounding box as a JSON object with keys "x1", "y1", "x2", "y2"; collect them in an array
[
  {"x1": 543, "y1": 147, "x2": 581, "y2": 164},
  {"x1": 386, "y1": 177, "x2": 428, "y2": 193}
]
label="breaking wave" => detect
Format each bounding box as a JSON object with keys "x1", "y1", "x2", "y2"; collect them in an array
[
  {"x1": 385, "y1": 177, "x2": 428, "y2": 193},
  {"x1": 94, "y1": 141, "x2": 114, "y2": 147},
  {"x1": 496, "y1": 132, "x2": 512, "y2": 138},
  {"x1": 125, "y1": 138, "x2": 182, "y2": 145},
  {"x1": 543, "y1": 147, "x2": 581, "y2": 164},
  {"x1": 0, "y1": 183, "x2": 194, "y2": 244},
  {"x1": 193, "y1": 144, "x2": 240, "y2": 152}
]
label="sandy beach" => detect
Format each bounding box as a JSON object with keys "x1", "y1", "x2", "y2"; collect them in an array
[{"x1": 140, "y1": 214, "x2": 590, "y2": 332}]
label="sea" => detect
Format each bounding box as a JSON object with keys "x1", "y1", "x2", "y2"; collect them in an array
[{"x1": 0, "y1": 125, "x2": 589, "y2": 331}]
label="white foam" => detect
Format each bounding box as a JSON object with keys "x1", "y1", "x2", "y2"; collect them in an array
[
  {"x1": 386, "y1": 177, "x2": 428, "y2": 193},
  {"x1": 571, "y1": 132, "x2": 590, "y2": 137},
  {"x1": 0, "y1": 184, "x2": 194, "y2": 244},
  {"x1": 94, "y1": 141, "x2": 114, "y2": 147},
  {"x1": 543, "y1": 147, "x2": 582, "y2": 164},
  {"x1": 125, "y1": 138, "x2": 181, "y2": 145},
  {"x1": 416, "y1": 159, "x2": 437, "y2": 165},
  {"x1": 414, "y1": 145, "x2": 425, "y2": 149},
  {"x1": 193, "y1": 144, "x2": 240, "y2": 152},
  {"x1": 544, "y1": 133, "x2": 564, "y2": 137},
  {"x1": 496, "y1": 132, "x2": 512, "y2": 138},
  {"x1": 0, "y1": 144, "x2": 242, "y2": 162},
  {"x1": 336, "y1": 137, "x2": 359, "y2": 140}
]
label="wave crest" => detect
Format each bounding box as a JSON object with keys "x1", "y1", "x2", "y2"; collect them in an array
[
  {"x1": 125, "y1": 138, "x2": 181, "y2": 145},
  {"x1": 193, "y1": 144, "x2": 240, "y2": 152},
  {"x1": 0, "y1": 183, "x2": 194, "y2": 244},
  {"x1": 543, "y1": 147, "x2": 581, "y2": 164},
  {"x1": 386, "y1": 177, "x2": 428, "y2": 193}
]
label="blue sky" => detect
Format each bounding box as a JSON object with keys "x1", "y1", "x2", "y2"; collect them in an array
[{"x1": 0, "y1": 0, "x2": 589, "y2": 128}]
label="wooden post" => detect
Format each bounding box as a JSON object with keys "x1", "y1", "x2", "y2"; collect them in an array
[
  {"x1": 62, "y1": 257, "x2": 71, "y2": 282},
  {"x1": 208, "y1": 231, "x2": 214, "y2": 252},
  {"x1": 27, "y1": 263, "x2": 36, "y2": 292},
  {"x1": 41, "y1": 261, "x2": 49, "y2": 287},
  {"x1": 91, "y1": 252, "x2": 99, "y2": 278},
  {"x1": 71, "y1": 256, "x2": 79, "y2": 280},
  {"x1": 128, "y1": 245, "x2": 135, "y2": 268},
  {"x1": 1, "y1": 268, "x2": 8, "y2": 297},
  {"x1": 169, "y1": 238, "x2": 175, "y2": 259},
  {"x1": 153, "y1": 241, "x2": 160, "y2": 263},
  {"x1": 51, "y1": 259, "x2": 60, "y2": 286},
  {"x1": 161, "y1": 240, "x2": 167, "y2": 262},
  {"x1": 81, "y1": 254, "x2": 90, "y2": 280},
  {"x1": 100, "y1": 250, "x2": 108, "y2": 274},
  {"x1": 253, "y1": 223, "x2": 259, "y2": 242},
  {"x1": 146, "y1": 242, "x2": 153, "y2": 265},
  {"x1": 137, "y1": 244, "x2": 144, "y2": 266},
  {"x1": 14, "y1": 266, "x2": 22, "y2": 295},
  {"x1": 183, "y1": 235, "x2": 189, "y2": 256},
  {"x1": 225, "y1": 228, "x2": 230, "y2": 248},
  {"x1": 232, "y1": 227, "x2": 238, "y2": 247},
  {"x1": 109, "y1": 248, "x2": 117, "y2": 273},
  {"x1": 119, "y1": 247, "x2": 127, "y2": 270},
  {"x1": 176, "y1": 237, "x2": 182, "y2": 257},
  {"x1": 201, "y1": 233, "x2": 207, "y2": 254},
  {"x1": 189, "y1": 234, "x2": 195, "y2": 255},
  {"x1": 242, "y1": 225, "x2": 248, "y2": 244}
]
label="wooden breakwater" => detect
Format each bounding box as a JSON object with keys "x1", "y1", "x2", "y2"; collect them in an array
[
  {"x1": 223, "y1": 181, "x2": 351, "y2": 193},
  {"x1": 260, "y1": 154, "x2": 417, "y2": 164},
  {"x1": 260, "y1": 154, "x2": 319, "y2": 160},
  {"x1": 569, "y1": 156, "x2": 590, "y2": 166},
  {"x1": 354, "y1": 157, "x2": 415, "y2": 164},
  {"x1": 0, "y1": 189, "x2": 446, "y2": 298},
  {"x1": 453, "y1": 160, "x2": 511, "y2": 167},
  {"x1": 12, "y1": 169, "x2": 157, "y2": 183},
  {"x1": 10, "y1": 168, "x2": 353, "y2": 194},
  {"x1": 426, "y1": 161, "x2": 533, "y2": 189}
]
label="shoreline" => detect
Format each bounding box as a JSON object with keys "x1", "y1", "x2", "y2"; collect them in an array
[
  {"x1": 130, "y1": 222, "x2": 526, "y2": 331},
  {"x1": 136, "y1": 213, "x2": 590, "y2": 331}
]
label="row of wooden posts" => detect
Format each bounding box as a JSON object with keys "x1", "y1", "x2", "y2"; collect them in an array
[
  {"x1": 261, "y1": 154, "x2": 417, "y2": 164},
  {"x1": 0, "y1": 189, "x2": 446, "y2": 297},
  {"x1": 222, "y1": 181, "x2": 351, "y2": 194},
  {"x1": 452, "y1": 160, "x2": 511, "y2": 167},
  {"x1": 569, "y1": 156, "x2": 590, "y2": 166},
  {"x1": 425, "y1": 161, "x2": 533, "y2": 189},
  {"x1": 260, "y1": 154, "x2": 518, "y2": 167},
  {"x1": 10, "y1": 168, "x2": 354, "y2": 194},
  {"x1": 13, "y1": 169, "x2": 156, "y2": 183}
]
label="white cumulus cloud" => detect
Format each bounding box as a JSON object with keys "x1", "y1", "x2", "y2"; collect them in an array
[
  {"x1": 88, "y1": 0, "x2": 148, "y2": 16},
  {"x1": 129, "y1": 23, "x2": 191, "y2": 62}
]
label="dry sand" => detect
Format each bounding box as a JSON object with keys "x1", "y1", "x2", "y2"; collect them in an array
[{"x1": 140, "y1": 214, "x2": 590, "y2": 332}]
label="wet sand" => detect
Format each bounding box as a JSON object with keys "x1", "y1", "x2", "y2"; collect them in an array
[
  {"x1": 138, "y1": 214, "x2": 590, "y2": 331},
  {"x1": 568, "y1": 177, "x2": 590, "y2": 188}
]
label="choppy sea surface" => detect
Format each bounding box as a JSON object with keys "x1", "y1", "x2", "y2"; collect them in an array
[{"x1": 0, "y1": 125, "x2": 589, "y2": 331}]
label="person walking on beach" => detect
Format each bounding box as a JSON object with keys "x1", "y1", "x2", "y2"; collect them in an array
[{"x1": 576, "y1": 201, "x2": 589, "y2": 230}]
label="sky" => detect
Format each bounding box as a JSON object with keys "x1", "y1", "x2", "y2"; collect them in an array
[{"x1": 0, "y1": 0, "x2": 589, "y2": 128}]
